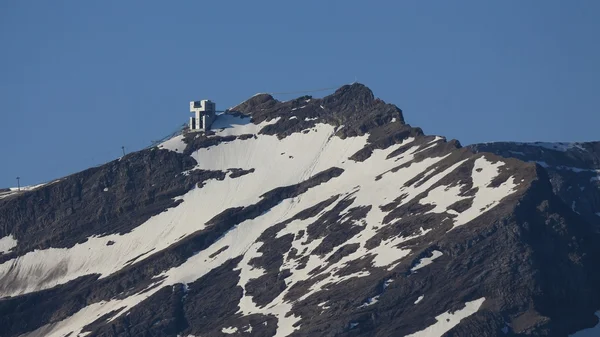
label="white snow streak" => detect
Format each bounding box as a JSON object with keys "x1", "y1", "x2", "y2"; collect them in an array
[
  {"x1": 10, "y1": 183, "x2": 48, "y2": 192},
  {"x1": 0, "y1": 182, "x2": 51, "y2": 200},
  {"x1": 358, "y1": 295, "x2": 380, "y2": 308},
  {"x1": 405, "y1": 298, "x2": 486, "y2": 337},
  {"x1": 572, "y1": 201, "x2": 580, "y2": 214},
  {"x1": 414, "y1": 295, "x2": 424, "y2": 304},
  {"x1": 291, "y1": 105, "x2": 306, "y2": 111},
  {"x1": 411, "y1": 250, "x2": 443, "y2": 272}
]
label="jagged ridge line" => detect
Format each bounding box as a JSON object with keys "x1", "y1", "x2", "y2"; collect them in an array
[
  {"x1": 144, "y1": 84, "x2": 347, "y2": 151},
  {"x1": 267, "y1": 83, "x2": 352, "y2": 96},
  {"x1": 149, "y1": 82, "x2": 354, "y2": 149}
]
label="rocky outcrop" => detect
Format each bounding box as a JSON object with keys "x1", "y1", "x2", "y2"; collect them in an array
[
  {"x1": 231, "y1": 84, "x2": 406, "y2": 140},
  {"x1": 469, "y1": 142, "x2": 600, "y2": 232},
  {"x1": 0, "y1": 149, "x2": 218, "y2": 262}
]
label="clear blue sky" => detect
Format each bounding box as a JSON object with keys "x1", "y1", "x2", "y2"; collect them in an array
[{"x1": 1, "y1": 1, "x2": 599, "y2": 188}]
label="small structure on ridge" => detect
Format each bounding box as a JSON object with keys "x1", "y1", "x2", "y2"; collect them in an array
[{"x1": 189, "y1": 100, "x2": 216, "y2": 132}]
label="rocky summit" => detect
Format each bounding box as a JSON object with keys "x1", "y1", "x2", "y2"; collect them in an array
[{"x1": 1, "y1": 84, "x2": 600, "y2": 337}]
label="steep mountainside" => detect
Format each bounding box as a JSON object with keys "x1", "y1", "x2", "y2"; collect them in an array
[
  {"x1": 1, "y1": 84, "x2": 599, "y2": 337},
  {"x1": 469, "y1": 142, "x2": 600, "y2": 232}
]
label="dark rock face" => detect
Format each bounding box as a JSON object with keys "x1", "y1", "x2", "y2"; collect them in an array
[
  {"x1": 232, "y1": 84, "x2": 407, "y2": 140},
  {"x1": 469, "y1": 142, "x2": 600, "y2": 232},
  {"x1": 1, "y1": 84, "x2": 600, "y2": 337},
  {"x1": 0, "y1": 165, "x2": 349, "y2": 337},
  {"x1": 0, "y1": 149, "x2": 223, "y2": 263}
]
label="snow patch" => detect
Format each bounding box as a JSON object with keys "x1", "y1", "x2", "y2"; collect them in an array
[
  {"x1": 414, "y1": 295, "x2": 424, "y2": 304},
  {"x1": 317, "y1": 301, "x2": 330, "y2": 310},
  {"x1": 0, "y1": 235, "x2": 17, "y2": 254},
  {"x1": 451, "y1": 158, "x2": 518, "y2": 228},
  {"x1": 222, "y1": 326, "x2": 238, "y2": 334},
  {"x1": 358, "y1": 295, "x2": 380, "y2": 308},
  {"x1": 420, "y1": 157, "x2": 519, "y2": 230},
  {"x1": 0, "y1": 182, "x2": 51, "y2": 199},
  {"x1": 210, "y1": 114, "x2": 280, "y2": 137},
  {"x1": 158, "y1": 134, "x2": 186, "y2": 153},
  {"x1": 405, "y1": 298, "x2": 486, "y2": 337},
  {"x1": 371, "y1": 229, "x2": 428, "y2": 270},
  {"x1": 411, "y1": 250, "x2": 443, "y2": 272},
  {"x1": 9, "y1": 182, "x2": 48, "y2": 192},
  {"x1": 291, "y1": 105, "x2": 306, "y2": 111}
]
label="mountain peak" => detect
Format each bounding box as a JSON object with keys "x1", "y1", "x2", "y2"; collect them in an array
[
  {"x1": 230, "y1": 93, "x2": 277, "y2": 114},
  {"x1": 229, "y1": 83, "x2": 406, "y2": 139},
  {"x1": 323, "y1": 82, "x2": 376, "y2": 111}
]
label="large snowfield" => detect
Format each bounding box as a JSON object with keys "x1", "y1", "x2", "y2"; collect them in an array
[{"x1": 3, "y1": 113, "x2": 527, "y2": 337}]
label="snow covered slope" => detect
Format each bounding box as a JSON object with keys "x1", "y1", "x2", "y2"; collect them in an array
[{"x1": 1, "y1": 84, "x2": 599, "y2": 337}]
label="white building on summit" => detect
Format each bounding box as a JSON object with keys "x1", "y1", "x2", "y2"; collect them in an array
[{"x1": 189, "y1": 100, "x2": 216, "y2": 132}]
